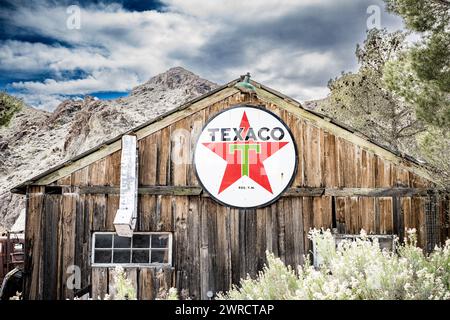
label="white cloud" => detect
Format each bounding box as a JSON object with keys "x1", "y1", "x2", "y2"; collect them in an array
[
  {"x1": 162, "y1": 0, "x2": 330, "y2": 22},
  {"x1": 14, "y1": 93, "x2": 68, "y2": 112},
  {"x1": 0, "y1": 2, "x2": 216, "y2": 109},
  {"x1": 0, "y1": 40, "x2": 111, "y2": 73},
  {"x1": 0, "y1": 0, "x2": 404, "y2": 110}
]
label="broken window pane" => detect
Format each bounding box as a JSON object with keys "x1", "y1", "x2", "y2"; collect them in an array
[{"x1": 151, "y1": 234, "x2": 169, "y2": 248}]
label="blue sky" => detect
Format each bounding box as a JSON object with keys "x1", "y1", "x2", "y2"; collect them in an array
[{"x1": 0, "y1": 0, "x2": 405, "y2": 110}]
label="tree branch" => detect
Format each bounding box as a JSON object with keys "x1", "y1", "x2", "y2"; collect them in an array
[{"x1": 432, "y1": 0, "x2": 450, "y2": 7}]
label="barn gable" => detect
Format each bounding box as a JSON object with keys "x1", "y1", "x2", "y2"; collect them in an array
[
  {"x1": 12, "y1": 77, "x2": 435, "y2": 193},
  {"x1": 14, "y1": 76, "x2": 448, "y2": 300}
]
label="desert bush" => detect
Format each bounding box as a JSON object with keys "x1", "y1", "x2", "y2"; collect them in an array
[
  {"x1": 102, "y1": 266, "x2": 136, "y2": 300},
  {"x1": 218, "y1": 229, "x2": 450, "y2": 300},
  {"x1": 0, "y1": 92, "x2": 23, "y2": 127},
  {"x1": 97, "y1": 267, "x2": 179, "y2": 300}
]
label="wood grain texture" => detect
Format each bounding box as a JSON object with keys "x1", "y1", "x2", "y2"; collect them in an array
[{"x1": 22, "y1": 87, "x2": 446, "y2": 300}]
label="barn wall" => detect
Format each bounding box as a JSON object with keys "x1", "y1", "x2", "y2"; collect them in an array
[
  {"x1": 24, "y1": 191, "x2": 328, "y2": 299},
  {"x1": 23, "y1": 91, "x2": 446, "y2": 300}
]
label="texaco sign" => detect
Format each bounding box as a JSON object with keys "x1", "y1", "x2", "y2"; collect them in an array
[{"x1": 194, "y1": 105, "x2": 297, "y2": 208}]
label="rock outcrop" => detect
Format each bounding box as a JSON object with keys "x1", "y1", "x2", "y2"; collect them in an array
[{"x1": 0, "y1": 67, "x2": 217, "y2": 230}]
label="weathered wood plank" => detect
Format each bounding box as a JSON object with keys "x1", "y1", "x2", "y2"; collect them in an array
[
  {"x1": 42, "y1": 195, "x2": 60, "y2": 300},
  {"x1": 324, "y1": 187, "x2": 432, "y2": 197},
  {"x1": 216, "y1": 204, "x2": 231, "y2": 293},
  {"x1": 302, "y1": 197, "x2": 314, "y2": 253},
  {"x1": 71, "y1": 167, "x2": 89, "y2": 187},
  {"x1": 74, "y1": 194, "x2": 90, "y2": 293},
  {"x1": 199, "y1": 198, "x2": 211, "y2": 299},
  {"x1": 284, "y1": 197, "x2": 304, "y2": 267},
  {"x1": 88, "y1": 158, "x2": 107, "y2": 186},
  {"x1": 56, "y1": 175, "x2": 72, "y2": 186},
  {"x1": 61, "y1": 194, "x2": 77, "y2": 299},
  {"x1": 350, "y1": 196, "x2": 359, "y2": 233},
  {"x1": 335, "y1": 197, "x2": 346, "y2": 233},
  {"x1": 138, "y1": 194, "x2": 155, "y2": 231},
  {"x1": 229, "y1": 206, "x2": 241, "y2": 286},
  {"x1": 106, "y1": 194, "x2": 120, "y2": 231},
  {"x1": 91, "y1": 194, "x2": 107, "y2": 231},
  {"x1": 376, "y1": 157, "x2": 392, "y2": 188},
  {"x1": 412, "y1": 197, "x2": 427, "y2": 247},
  {"x1": 24, "y1": 187, "x2": 45, "y2": 300},
  {"x1": 91, "y1": 267, "x2": 108, "y2": 300},
  {"x1": 379, "y1": 197, "x2": 393, "y2": 234},
  {"x1": 303, "y1": 123, "x2": 322, "y2": 187},
  {"x1": 360, "y1": 197, "x2": 376, "y2": 234},
  {"x1": 393, "y1": 196, "x2": 404, "y2": 241},
  {"x1": 139, "y1": 132, "x2": 159, "y2": 186},
  {"x1": 255, "y1": 206, "x2": 268, "y2": 272},
  {"x1": 255, "y1": 86, "x2": 436, "y2": 183},
  {"x1": 79, "y1": 185, "x2": 203, "y2": 195},
  {"x1": 77, "y1": 185, "x2": 436, "y2": 197},
  {"x1": 242, "y1": 208, "x2": 258, "y2": 279},
  {"x1": 283, "y1": 187, "x2": 324, "y2": 196},
  {"x1": 289, "y1": 115, "x2": 304, "y2": 187},
  {"x1": 171, "y1": 119, "x2": 192, "y2": 186},
  {"x1": 138, "y1": 268, "x2": 153, "y2": 300},
  {"x1": 401, "y1": 197, "x2": 412, "y2": 238},
  {"x1": 185, "y1": 197, "x2": 201, "y2": 299},
  {"x1": 324, "y1": 131, "x2": 337, "y2": 187},
  {"x1": 312, "y1": 197, "x2": 323, "y2": 228},
  {"x1": 158, "y1": 127, "x2": 171, "y2": 185},
  {"x1": 276, "y1": 200, "x2": 286, "y2": 263},
  {"x1": 105, "y1": 151, "x2": 121, "y2": 186},
  {"x1": 174, "y1": 196, "x2": 189, "y2": 292},
  {"x1": 157, "y1": 196, "x2": 173, "y2": 232},
  {"x1": 187, "y1": 109, "x2": 205, "y2": 186},
  {"x1": 361, "y1": 150, "x2": 376, "y2": 188}
]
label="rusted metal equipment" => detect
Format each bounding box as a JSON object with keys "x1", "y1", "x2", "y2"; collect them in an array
[{"x1": 0, "y1": 232, "x2": 24, "y2": 288}]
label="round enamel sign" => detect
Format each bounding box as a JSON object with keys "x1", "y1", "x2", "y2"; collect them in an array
[{"x1": 194, "y1": 105, "x2": 297, "y2": 209}]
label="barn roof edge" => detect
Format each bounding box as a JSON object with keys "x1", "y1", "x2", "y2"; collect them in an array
[{"x1": 11, "y1": 77, "x2": 438, "y2": 193}]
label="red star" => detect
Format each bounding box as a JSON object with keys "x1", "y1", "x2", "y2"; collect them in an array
[{"x1": 202, "y1": 111, "x2": 288, "y2": 194}]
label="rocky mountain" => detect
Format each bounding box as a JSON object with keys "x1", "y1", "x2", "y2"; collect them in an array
[{"x1": 0, "y1": 67, "x2": 217, "y2": 231}]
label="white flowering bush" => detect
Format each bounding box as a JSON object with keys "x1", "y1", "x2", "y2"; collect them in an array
[
  {"x1": 103, "y1": 266, "x2": 137, "y2": 300},
  {"x1": 99, "y1": 267, "x2": 181, "y2": 300},
  {"x1": 218, "y1": 229, "x2": 450, "y2": 300},
  {"x1": 157, "y1": 287, "x2": 179, "y2": 300}
]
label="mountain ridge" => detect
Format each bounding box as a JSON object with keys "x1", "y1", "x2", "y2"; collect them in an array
[{"x1": 0, "y1": 67, "x2": 217, "y2": 231}]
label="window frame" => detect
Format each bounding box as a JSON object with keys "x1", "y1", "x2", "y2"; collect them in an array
[
  {"x1": 91, "y1": 232, "x2": 172, "y2": 267},
  {"x1": 312, "y1": 233, "x2": 395, "y2": 268}
]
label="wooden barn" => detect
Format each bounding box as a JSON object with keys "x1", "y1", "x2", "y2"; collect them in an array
[{"x1": 11, "y1": 75, "x2": 449, "y2": 300}]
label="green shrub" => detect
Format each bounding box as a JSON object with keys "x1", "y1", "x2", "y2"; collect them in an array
[
  {"x1": 218, "y1": 229, "x2": 450, "y2": 300},
  {"x1": 0, "y1": 92, "x2": 23, "y2": 127},
  {"x1": 103, "y1": 266, "x2": 137, "y2": 300}
]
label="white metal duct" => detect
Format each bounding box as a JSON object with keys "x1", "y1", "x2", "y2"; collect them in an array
[{"x1": 113, "y1": 135, "x2": 138, "y2": 237}]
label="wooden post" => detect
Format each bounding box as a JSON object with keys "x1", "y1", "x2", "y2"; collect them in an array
[
  {"x1": 425, "y1": 194, "x2": 439, "y2": 252},
  {"x1": 392, "y1": 196, "x2": 404, "y2": 242}
]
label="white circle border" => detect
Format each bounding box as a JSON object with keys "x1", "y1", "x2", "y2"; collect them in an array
[{"x1": 193, "y1": 105, "x2": 298, "y2": 209}]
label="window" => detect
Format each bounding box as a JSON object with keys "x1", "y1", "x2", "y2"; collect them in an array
[
  {"x1": 92, "y1": 232, "x2": 172, "y2": 266},
  {"x1": 312, "y1": 234, "x2": 395, "y2": 268}
]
